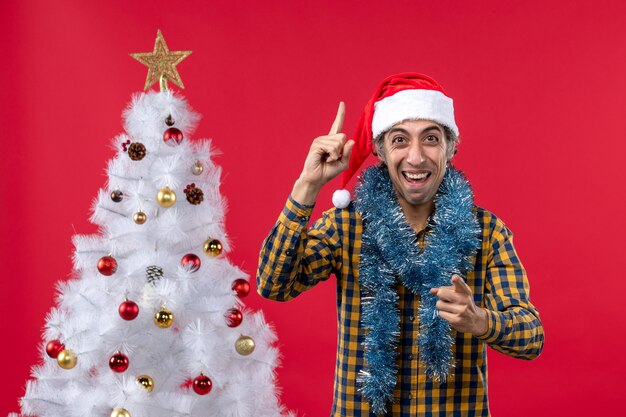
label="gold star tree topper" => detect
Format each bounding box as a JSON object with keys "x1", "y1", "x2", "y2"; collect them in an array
[{"x1": 130, "y1": 30, "x2": 192, "y2": 91}]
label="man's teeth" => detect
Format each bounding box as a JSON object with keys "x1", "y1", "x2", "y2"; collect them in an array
[{"x1": 405, "y1": 172, "x2": 429, "y2": 180}]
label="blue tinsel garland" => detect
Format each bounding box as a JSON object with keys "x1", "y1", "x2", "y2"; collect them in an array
[{"x1": 354, "y1": 164, "x2": 480, "y2": 414}]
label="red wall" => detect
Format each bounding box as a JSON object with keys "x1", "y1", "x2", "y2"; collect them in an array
[{"x1": 2, "y1": 1, "x2": 625, "y2": 415}]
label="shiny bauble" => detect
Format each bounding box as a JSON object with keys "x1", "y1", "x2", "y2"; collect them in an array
[
  {"x1": 156, "y1": 187, "x2": 176, "y2": 208},
  {"x1": 119, "y1": 300, "x2": 139, "y2": 321},
  {"x1": 235, "y1": 335, "x2": 255, "y2": 356},
  {"x1": 109, "y1": 352, "x2": 129, "y2": 373},
  {"x1": 192, "y1": 373, "x2": 212, "y2": 395},
  {"x1": 111, "y1": 190, "x2": 123, "y2": 202},
  {"x1": 110, "y1": 408, "x2": 131, "y2": 417},
  {"x1": 136, "y1": 374, "x2": 154, "y2": 393},
  {"x1": 57, "y1": 349, "x2": 77, "y2": 369},
  {"x1": 181, "y1": 253, "x2": 201, "y2": 272},
  {"x1": 163, "y1": 127, "x2": 183, "y2": 146},
  {"x1": 203, "y1": 239, "x2": 222, "y2": 257},
  {"x1": 46, "y1": 339, "x2": 65, "y2": 358},
  {"x1": 133, "y1": 211, "x2": 147, "y2": 224},
  {"x1": 192, "y1": 160, "x2": 203, "y2": 175},
  {"x1": 97, "y1": 256, "x2": 118, "y2": 276},
  {"x1": 232, "y1": 279, "x2": 250, "y2": 298},
  {"x1": 154, "y1": 307, "x2": 174, "y2": 328},
  {"x1": 225, "y1": 308, "x2": 243, "y2": 328}
]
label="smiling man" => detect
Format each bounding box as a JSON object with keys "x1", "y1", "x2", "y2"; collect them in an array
[{"x1": 257, "y1": 73, "x2": 544, "y2": 416}]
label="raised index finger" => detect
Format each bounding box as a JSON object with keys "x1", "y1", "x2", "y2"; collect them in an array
[
  {"x1": 329, "y1": 101, "x2": 345, "y2": 135},
  {"x1": 452, "y1": 274, "x2": 472, "y2": 295}
]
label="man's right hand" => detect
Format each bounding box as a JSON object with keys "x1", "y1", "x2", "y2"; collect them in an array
[{"x1": 291, "y1": 102, "x2": 355, "y2": 205}]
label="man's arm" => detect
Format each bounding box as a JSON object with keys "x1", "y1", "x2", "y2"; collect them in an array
[
  {"x1": 256, "y1": 197, "x2": 342, "y2": 301},
  {"x1": 256, "y1": 102, "x2": 355, "y2": 301},
  {"x1": 474, "y1": 218, "x2": 544, "y2": 359},
  {"x1": 430, "y1": 217, "x2": 544, "y2": 359}
]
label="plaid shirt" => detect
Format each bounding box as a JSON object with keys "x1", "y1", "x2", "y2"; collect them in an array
[{"x1": 257, "y1": 196, "x2": 544, "y2": 417}]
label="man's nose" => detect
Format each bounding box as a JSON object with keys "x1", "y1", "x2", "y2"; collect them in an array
[{"x1": 406, "y1": 140, "x2": 424, "y2": 165}]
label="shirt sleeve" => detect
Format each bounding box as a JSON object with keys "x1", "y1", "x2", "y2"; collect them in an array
[
  {"x1": 256, "y1": 195, "x2": 343, "y2": 302},
  {"x1": 475, "y1": 218, "x2": 545, "y2": 359}
]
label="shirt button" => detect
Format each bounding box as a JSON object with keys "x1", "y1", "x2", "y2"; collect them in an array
[
  {"x1": 408, "y1": 394, "x2": 413, "y2": 400},
  {"x1": 409, "y1": 315, "x2": 415, "y2": 321},
  {"x1": 408, "y1": 354, "x2": 413, "y2": 360},
  {"x1": 299, "y1": 216, "x2": 308, "y2": 222},
  {"x1": 285, "y1": 249, "x2": 294, "y2": 256}
]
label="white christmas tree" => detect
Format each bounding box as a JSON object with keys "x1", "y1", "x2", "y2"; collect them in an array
[{"x1": 11, "y1": 31, "x2": 292, "y2": 417}]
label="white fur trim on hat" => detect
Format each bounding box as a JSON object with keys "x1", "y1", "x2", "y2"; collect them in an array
[
  {"x1": 332, "y1": 189, "x2": 351, "y2": 209},
  {"x1": 372, "y1": 89, "x2": 458, "y2": 138}
]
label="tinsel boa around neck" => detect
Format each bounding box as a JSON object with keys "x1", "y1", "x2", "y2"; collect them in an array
[{"x1": 354, "y1": 164, "x2": 480, "y2": 414}]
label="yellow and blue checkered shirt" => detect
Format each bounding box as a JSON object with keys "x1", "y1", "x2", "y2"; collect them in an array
[{"x1": 257, "y1": 196, "x2": 544, "y2": 417}]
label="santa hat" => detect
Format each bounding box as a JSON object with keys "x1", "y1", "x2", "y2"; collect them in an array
[{"x1": 332, "y1": 72, "x2": 459, "y2": 208}]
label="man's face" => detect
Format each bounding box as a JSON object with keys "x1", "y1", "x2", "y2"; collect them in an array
[{"x1": 381, "y1": 119, "x2": 452, "y2": 211}]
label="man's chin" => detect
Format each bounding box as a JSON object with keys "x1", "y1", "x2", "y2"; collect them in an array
[{"x1": 398, "y1": 192, "x2": 436, "y2": 209}]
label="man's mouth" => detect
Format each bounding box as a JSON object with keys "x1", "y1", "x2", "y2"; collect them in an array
[{"x1": 402, "y1": 171, "x2": 431, "y2": 183}]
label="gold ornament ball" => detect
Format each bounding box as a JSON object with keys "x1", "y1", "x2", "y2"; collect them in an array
[
  {"x1": 111, "y1": 408, "x2": 131, "y2": 417},
  {"x1": 192, "y1": 160, "x2": 204, "y2": 175},
  {"x1": 136, "y1": 374, "x2": 154, "y2": 392},
  {"x1": 203, "y1": 239, "x2": 222, "y2": 257},
  {"x1": 133, "y1": 211, "x2": 147, "y2": 225},
  {"x1": 156, "y1": 188, "x2": 176, "y2": 208},
  {"x1": 57, "y1": 349, "x2": 77, "y2": 369},
  {"x1": 235, "y1": 335, "x2": 256, "y2": 356},
  {"x1": 154, "y1": 307, "x2": 174, "y2": 328}
]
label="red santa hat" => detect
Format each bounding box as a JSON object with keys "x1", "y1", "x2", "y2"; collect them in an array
[{"x1": 332, "y1": 72, "x2": 459, "y2": 208}]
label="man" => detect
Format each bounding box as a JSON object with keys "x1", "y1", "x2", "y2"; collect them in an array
[{"x1": 257, "y1": 73, "x2": 544, "y2": 416}]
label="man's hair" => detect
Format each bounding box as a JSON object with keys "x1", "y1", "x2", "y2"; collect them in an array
[{"x1": 373, "y1": 122, "x2": 459, "y2": 163}]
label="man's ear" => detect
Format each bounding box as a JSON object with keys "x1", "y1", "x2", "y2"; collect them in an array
[
  {"x1": 447, "y1": 142, "x2": 457, "y2": 161},
  {"x1": 375, "y1": 150, "x2": 382, "y2": 161}
]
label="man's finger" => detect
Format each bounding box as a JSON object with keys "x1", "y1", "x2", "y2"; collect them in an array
[
  {"x1": 452, "y1": 274, "x2": 472, "y2": 295},
  {"x1": 432, "y1": 288, "x2": 463, "y2": 304},
  {"x1": 329, "y1": 101, "x2": 345, "y2": 135},
  {"x1": 340, "y1": 140, "x2": 355, "y2": 165},
  {"x1": 436, "y1": 300, "x2": 463, "y2": 314}
]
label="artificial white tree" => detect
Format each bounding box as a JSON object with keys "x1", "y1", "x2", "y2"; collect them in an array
[{"x1": 11, "y1": 31, "x2": 291, "y2": 417}]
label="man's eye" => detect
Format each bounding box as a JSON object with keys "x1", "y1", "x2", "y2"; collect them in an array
[
  {"x1": 392, "y1": 136, "x2": 406, "y2": 144},
  {"x1": 424, "y1": 135, "x2": 439, "y2": 143}
]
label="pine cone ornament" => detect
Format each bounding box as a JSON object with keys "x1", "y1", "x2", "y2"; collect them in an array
[
  {"x1": 128, "y1": 142, "x2": 147, "y2": 161},
  {"x1": 146, "y1": 265, "x2": 164, "y2": 285},
  {"x1": 184, "y1": 184, "x2": 204, "y2": 205}
]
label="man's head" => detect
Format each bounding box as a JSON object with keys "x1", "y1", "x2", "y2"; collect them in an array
[
  {"x1": 376, "y1": 119, "x2": 455, "y2": 209},
  {"x1": 332, "y1": 72, "x2": 459, "y2": 209}
]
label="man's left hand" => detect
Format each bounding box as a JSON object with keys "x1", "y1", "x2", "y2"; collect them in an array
[{"x1": 430, "y1": 274, "x2": 489, "y2": 337}]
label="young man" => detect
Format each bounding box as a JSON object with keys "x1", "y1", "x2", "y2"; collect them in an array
[{"x1": 257, "y1": 73, "x2": 544, "y2": 416}]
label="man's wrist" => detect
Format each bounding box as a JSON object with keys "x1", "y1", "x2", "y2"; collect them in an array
[
  {"x1": 472, "y1": 308, "x2": 490, "y2": 338},
  {"x1": 291, "y1": 177, "x2": 323, "y2": 206}
]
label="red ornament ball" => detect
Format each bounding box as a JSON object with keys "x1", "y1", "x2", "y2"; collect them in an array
[
  {"x1": 46, "y1": 339, "x2": 65, "y2": 358},
  {"x1": 181, "y1": 253, "x2": 201, "y2": 272},
  {"x1": 163, "y1": 127, "x2": 184, "y2": 145},
  {"x1": 109, "y1": 352, "x2": 129, "y2": 373},
  {"x1": 97, "y1": 256, "x2": 118, "y2": 276},
  {"x1": 192, "y1": 374, "x2": 213, "y2": 395},
  {"x1": 225, "y1": 308, "x2": 243, "y2": 328},
  {"x1": 119, "y1": 300, "x2": 139, "y2": 321},
  {"x1": 232, "y1": 279, "x2": 250, "y2": 298}
]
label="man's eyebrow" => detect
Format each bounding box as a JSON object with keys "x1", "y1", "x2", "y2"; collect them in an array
[
  {"x1": 422, "y1": 125, "x2": 444, "y2": 134},
  {"x1": 386, "y1": 124, "x2": 443, "y2": 137},
  {"x1": 386, "y1": 127, "x2": 411, "y2": 136}
]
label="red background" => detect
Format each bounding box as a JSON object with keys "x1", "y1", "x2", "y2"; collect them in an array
[{"x1": 2, "y1": 1, "x2": 625, "y2": 415}]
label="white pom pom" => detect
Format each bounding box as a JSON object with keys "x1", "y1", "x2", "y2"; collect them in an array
[{"x1": 332, "y1": 189, "x2": 351, "y2": 208}]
